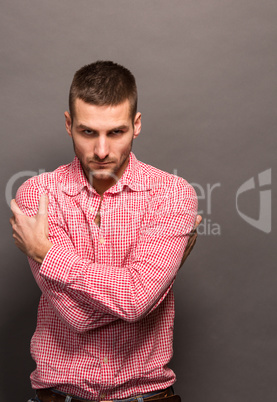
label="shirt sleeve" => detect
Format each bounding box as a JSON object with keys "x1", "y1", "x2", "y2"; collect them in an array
[
  {"x1": 16, "y1": 180, "x2": 118, "y2": 333},
  {"x1": 39, "y1": 179, "x2": 198, "y2": 323}
]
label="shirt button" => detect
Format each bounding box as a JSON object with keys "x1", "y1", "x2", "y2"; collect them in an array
[
  {"x1": 103, "y1": 356, "x2": 108, "y2": 363},
  {"x1": 90, "y1": 207, "x2": 95, "y2": 213},
  {"x1": 99, "y1": 237, "x2": 105, "y2": 244}
]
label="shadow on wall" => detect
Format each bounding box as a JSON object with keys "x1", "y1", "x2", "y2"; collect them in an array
[{"x1": 0, "y1": 274, "x2": 40, "y2": 401}]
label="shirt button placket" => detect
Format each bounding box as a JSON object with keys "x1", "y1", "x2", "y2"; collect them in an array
[{"x1": 98, "y1": 197, "x2": 105, "y2": 249}]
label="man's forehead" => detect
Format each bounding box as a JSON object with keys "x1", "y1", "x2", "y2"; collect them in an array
[
  {"x1": 73, "y1": 98, "x2": 132, "y2": 119},
  {"x1": 72, "y1": 98, "x2": 132, "y2": 129}
]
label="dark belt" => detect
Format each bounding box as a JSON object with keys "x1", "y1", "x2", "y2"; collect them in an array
[{"x1": 36, "y1": 387, "x2": 181, "y2": 402}]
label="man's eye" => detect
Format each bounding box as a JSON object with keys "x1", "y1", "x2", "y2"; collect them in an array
[
  {"x1": 111, "y1": 130, "x2": 123, "y2": 135},
  {"x1": 84, "y1": 130, "x2": 93, "y2": 135}
]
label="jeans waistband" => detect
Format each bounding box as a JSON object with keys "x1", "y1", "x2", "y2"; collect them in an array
[{"x1": 43, "y1": 386, "x2": 174, "y2": 402}]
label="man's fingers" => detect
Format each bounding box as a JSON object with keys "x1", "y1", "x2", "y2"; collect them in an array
[
  {"x1": 38, "y1": 194, "x2": 49, "y2": 216},
  {"x1": 179, "y1": 215, "x2": 202, "y2": 268},
  {"x1": 194, "y1": 215, "x2": 202, "y2": 228},
  {"x1": 10, "y1": 199, "x2": 24, "y2": 216},
  {"x1": 188, "y1": 215, "x2": 202, "y2": 236}
]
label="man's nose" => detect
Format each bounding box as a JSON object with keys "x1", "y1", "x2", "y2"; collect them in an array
[{"x1": 94, "y1": 136, "x2": 109, "y2": 160}]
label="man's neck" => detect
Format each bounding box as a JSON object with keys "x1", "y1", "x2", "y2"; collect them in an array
[{"x1": 92, "y1": 178, "x2": 116, "y2": 197}]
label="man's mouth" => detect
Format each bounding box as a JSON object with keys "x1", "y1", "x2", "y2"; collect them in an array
[
  {"x1": 93, "y1": 162, "x2": 113, "y2": 166},
  {"x1": 89, "y1": 160, "x2": 113, "y2": 165}
]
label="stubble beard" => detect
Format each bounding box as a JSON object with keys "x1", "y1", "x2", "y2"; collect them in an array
[{"x1": 72, "y1": 138, "x2": 133, "y2": 189}]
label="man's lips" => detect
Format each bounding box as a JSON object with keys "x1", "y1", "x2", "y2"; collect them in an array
[
  {"x1": 89, "y1": 160, "x2": 113, "y2": 163},
  {"x1": 89, "y1": 161, "x2": 114, "y2": 167}
]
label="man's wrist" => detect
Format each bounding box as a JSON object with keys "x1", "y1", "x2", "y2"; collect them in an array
[{"x1": 32, "y1": 240, "x2": 53, "y2": 264}]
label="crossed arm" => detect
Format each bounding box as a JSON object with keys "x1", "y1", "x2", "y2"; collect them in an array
[
  {"x1": 10, "y1": 195, "x2": 201, "y2": 267},
  {"x1": 10, "y1": 193, "x2": 201, "y2": 331}
]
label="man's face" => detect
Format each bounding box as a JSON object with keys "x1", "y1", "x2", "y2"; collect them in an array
[{"x1": 65, "y1": 98, "x2": 141, "y2": 194}]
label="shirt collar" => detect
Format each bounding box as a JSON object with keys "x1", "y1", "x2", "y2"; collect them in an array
[
  {"x1": 108, "y1": 152, "x2": 152, "y2": 194},
  {"x1": 60, "y1": 157, "x2": 91, "y2": 196},
  {"x1": 62, "y1": 153, "x2": 152, "y2": 196}
]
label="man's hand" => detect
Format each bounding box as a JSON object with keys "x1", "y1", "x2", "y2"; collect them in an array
[
  {"x1": 180, "y1": 214, "x2": 202, "y2": 268},
  {"x1": 10, "y1": 194, "x2": 53, "y2": 264}
]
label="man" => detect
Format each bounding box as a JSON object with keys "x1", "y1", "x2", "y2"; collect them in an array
[{"x1": 10, "y1": 61, "x2": 200, "y2": 402}]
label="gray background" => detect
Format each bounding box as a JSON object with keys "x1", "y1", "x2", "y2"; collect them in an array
[{"x1": 1, "y1": 1, "x2": 276, "y2": 401}]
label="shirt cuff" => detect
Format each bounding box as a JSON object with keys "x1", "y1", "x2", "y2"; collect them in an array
[{"x1": 39, "y1": 243, "x2": 80, "y2": 285}]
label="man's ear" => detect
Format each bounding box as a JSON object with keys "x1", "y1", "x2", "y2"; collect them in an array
[
  {"x1": 133, "y1": 112, "x2": 141, "y2": 139},
  {"x1": 64, "y1": 111, "x2": 72, "y2": 137}
]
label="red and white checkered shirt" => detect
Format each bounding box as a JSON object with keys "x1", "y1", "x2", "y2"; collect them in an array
[{"x1": 16, "y1": 153, "x2": 197, "y2": 400}]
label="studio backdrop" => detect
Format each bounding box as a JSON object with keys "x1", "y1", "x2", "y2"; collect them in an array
[{"x1": 1, "y1": 1, "x2": 276, "y2": 401}]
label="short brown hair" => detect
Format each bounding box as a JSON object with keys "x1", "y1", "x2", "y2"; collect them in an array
[{"x1": 69, "y1": 61, "x2": 137, "y2": 121}]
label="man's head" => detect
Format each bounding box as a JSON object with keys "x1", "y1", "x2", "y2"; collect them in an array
[
  {"x1": 65, "y1": 61, "x2": 141, "y2": 195},
  {"x1": 69, "y1": 60, "x2": 138, "y2": 122}
]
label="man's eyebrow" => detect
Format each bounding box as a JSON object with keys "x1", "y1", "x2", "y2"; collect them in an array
[
  {"x1": 76, "y1": 124, "x2": 95, "y2": 130},
  {"x1": 76, "y1": 124, "x2": 130, "y2": 131},
  {"x1": 109, "y1": 125, "x2": 129, "y2": 131}
]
